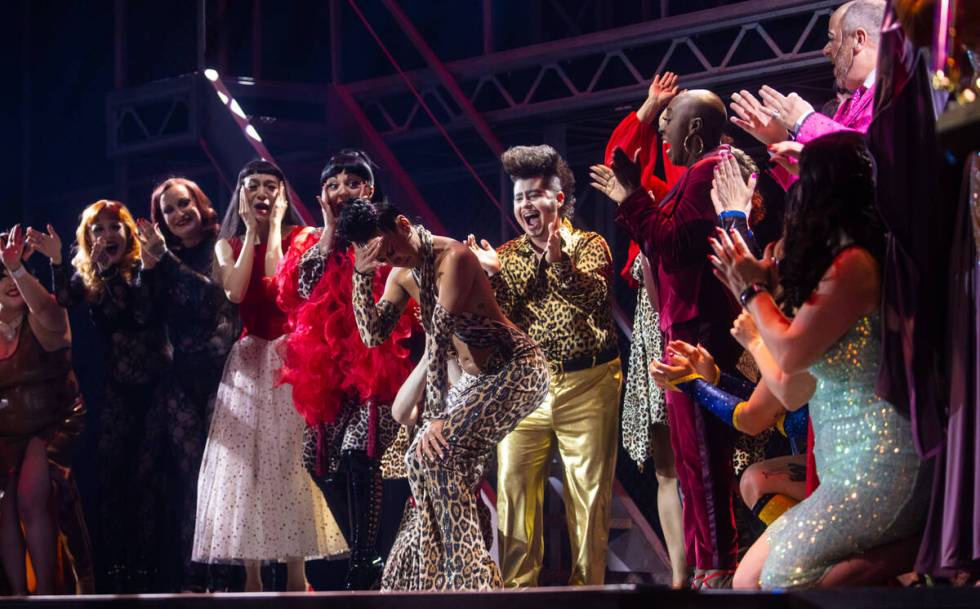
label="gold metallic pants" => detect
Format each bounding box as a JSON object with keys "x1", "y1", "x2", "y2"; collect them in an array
[{"x1": 497, "y1": 359, "x2": 622, "y2": 586}]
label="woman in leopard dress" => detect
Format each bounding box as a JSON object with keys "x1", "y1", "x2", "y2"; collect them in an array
[{"x1": 339, "y1": 198, "x2": 550, "y2": 590}]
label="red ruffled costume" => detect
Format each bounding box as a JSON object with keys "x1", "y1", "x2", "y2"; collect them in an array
[{"x1": 276, "y1": 228, "x2": 415, "y2": 433}]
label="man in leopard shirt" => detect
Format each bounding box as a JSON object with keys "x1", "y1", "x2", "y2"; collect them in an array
[{"x1": 467, "y1": 145, "x2": 621, "y2": 586}]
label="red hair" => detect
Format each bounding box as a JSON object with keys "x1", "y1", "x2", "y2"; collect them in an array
[{"x1": 149, "y1": 178, "x2": 219, "y2": 246}]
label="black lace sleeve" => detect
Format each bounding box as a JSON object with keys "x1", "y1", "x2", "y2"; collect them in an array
[{"x1": 51, "y1": 262, "x2": 87, "y2": 309}]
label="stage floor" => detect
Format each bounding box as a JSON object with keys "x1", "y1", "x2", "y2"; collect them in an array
[{"x1": 1, "y1": 585, "x2": 979, "y2": 609}]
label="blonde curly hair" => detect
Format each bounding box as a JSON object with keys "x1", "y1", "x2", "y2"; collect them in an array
[{"x1": 71, "y1": 200, "x2": 141, "y2": 299}]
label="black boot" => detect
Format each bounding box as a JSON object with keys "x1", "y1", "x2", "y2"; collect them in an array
[{"x1": 344, "y1": 450, "x2": 384, "y2": 590}]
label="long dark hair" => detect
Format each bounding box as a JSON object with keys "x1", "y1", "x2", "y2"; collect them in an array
[
  {"x1": 336, "y1": 198, "x2": 405, "y2": 246},
  {"x1": 778, "y1": 131, "x2": 885, "y2": 313},
  {"x1": 217, "y1": 160, "x2": 306, "y2": 240}
]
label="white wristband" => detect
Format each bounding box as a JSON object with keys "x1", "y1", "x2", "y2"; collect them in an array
[{"x1": 10, "y1": 265, "x2": 28, "y2": 279}]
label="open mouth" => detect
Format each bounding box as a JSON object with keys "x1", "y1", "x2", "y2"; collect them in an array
[
  {"x1": 254, "y1": 201, "x2": 271, "y2": 215},
  {"x1": 522, "y1": 209, "x2": 542, "y2": 231},
  {"x1": 6, "y1": 288, "x2": 20, "y2": 298},
  {"x1": 105, "y1": 243, "x2": 121, "y2": 256}
]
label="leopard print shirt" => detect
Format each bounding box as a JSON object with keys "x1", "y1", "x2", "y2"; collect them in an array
[{"x1": 490, "y1": 222, "x2": 618, "y2": 364}]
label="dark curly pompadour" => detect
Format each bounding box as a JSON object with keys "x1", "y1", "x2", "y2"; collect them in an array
[
  {"x1": 501, "y1": 145, "x2": 576, "y2": 219},
  {"x1": 336, "y1": 197, "x2": 405, "y2": 246}
]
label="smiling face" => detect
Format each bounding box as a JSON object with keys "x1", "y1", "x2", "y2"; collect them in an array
[
  {"x1": 512, "y1": 175, "x2": 564, "y2": 244},
  {"x1": 321, "y1": 170, "x2": 374, "y2": 211},
  {"x1": 159, "y1": 183, "x2": 203, "y2": 245},
  {"x1": 242, "y1": 173, "x2": 283, "y2": 223},
  {"x1": 658, "y1": 93, "x2": 693, "y2": 166},
  {"x1": 88, "y1": 209, "x2": 129, "y2": 267},
  {"x1": 0, "y1": 272, "x2": 25, "y2": 310}
]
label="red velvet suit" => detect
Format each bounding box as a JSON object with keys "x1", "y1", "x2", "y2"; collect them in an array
[{"x1": 616, "y1": 150, "x2": 742, "y2": 570}]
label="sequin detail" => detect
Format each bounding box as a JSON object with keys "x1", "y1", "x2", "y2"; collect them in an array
[{"x1": 760, "y1": 314, "x2": 928, "y2": 589}]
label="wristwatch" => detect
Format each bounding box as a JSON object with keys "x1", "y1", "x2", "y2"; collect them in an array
[{"x1": 739, "y1": 283, "x2": 769, "y2": 308}]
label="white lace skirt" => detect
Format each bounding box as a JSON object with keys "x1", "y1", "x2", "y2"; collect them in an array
[{"x1": 192, "y1": 335, "x2": 348, "y2": 563}]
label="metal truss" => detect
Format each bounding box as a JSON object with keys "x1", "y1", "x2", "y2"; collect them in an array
[
  {"x1": 346, "y1": 0, "x2": 838, "y2": 141},
  {"x1": 106, "y1": 74, "x2": 200, "y2": 157}
]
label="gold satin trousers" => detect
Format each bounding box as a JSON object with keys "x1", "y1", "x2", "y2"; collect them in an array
[{"x1": 497, "y1": 358, "x2": 622, "y2": 586}]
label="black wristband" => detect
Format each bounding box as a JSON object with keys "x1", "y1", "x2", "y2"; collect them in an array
[{"x1": 739, "y1": 283, "x2": 769, "y2": 308}]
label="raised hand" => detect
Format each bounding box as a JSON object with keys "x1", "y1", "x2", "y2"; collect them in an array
[
  {"x1": 730, "y1": 90, "x2": 788, "y2": 145},
  {"x1": 466, "y1": 234, "x2": 500, "y2": 275},
  {"x1": 710, "y1": 153, "x2": 757, "y2": 216},
  {"x1": 316, "y1": 195, "x2": 336, "y2": 230},
  {"x1": 353, "y1": 236, "x2": 385, "y2": 274},
  {"x1": 271, "y1": 184, "x2": 288, "y2": 225},
  {"x1": 589, "y1": 163, "x2": 629, "y2": 204},
  {"x1": 136, "y1": 218, "x2": 167, "y2": 269},
  {"x1": 758, "y1": 86, "x2": 814, "y2": 133},
  {"x1": 0, "y1": 225, "x2": 26, "y2": 272},
  {"x1": 610, "y1": 147, "x2": 643, "y2": 200},
  {"x1": 638, "y1": 72, "x2": 680, "y2": 123},
  {"x1": 90, "y1": 239, "x2": 110, "y2": 272},
  {"x1": 768, "y1": 140, "x2": 804, "y2": 177},
  {"x1": 238, "y1": 185, "x2": 257, "y2": 232},
  {"x1": 544, "y1": 215, "x2": 563, "y2": 264},
  {"x1": 26, "y1": 224, "x2": 63, "y2": 265}
]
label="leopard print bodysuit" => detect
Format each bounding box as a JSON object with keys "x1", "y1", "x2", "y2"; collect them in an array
[{"x1": 353, "y1": 227, "x2": 550, "y2": 590}]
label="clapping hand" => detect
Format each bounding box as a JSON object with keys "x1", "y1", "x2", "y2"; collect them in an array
[
  {"x1": 466, "y1": 234, "x2": 501, "y2": 275},
  {"x1": 544, "y1": 215, "x2": 563, "y2": 264},
  {"x1": 708, "y1": 227, "x2": 773, "y2": 298},
  {"x1": 768, "y1": 141, "x2": 804, "y2": 177},
  {"x1": 610, "y1": 147, "x2": 643, "y2": 200},
  {"x1": 589, "y1": 163, "x2": 629, "y2": 204},
  {"x1": 730, "y1": 90, "x2": 788, "y2": 145},
  {"x1": 711, "y1": 153, "x2": 757, "y2": 217},
  {"x1": 758, "y1": 86, "x2": 814, "y2": 133}
]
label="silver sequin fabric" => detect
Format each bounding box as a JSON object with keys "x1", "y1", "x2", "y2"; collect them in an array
[{"x1": 760, "y1": 314, "x2": 928, "y2": 588}]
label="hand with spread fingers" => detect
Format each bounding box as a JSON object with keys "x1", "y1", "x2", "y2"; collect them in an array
[
  {"x1": 589, "y1": 163, "x2": 629, "y2": 204},
  {"x1": 758, "y1": 86, "x2": 814, "y2": 133},
  {"x1": 768, "y1": 141, "x2": 805, "y2": 177},
  {"x1": 136, "y1": 218, "x2": 167, "y2": 270},
  {"x1": 271, "y1": 185, "x2": 289, "y2": 225},
  {"x1": 729, "y1": 90, "x2": 787, "y2": 145},
  {"x1": 416, "y1": 418, "x2": 450, "y2": 462},
  {"x1": 466, "y1": 234, "x2": 501, "y2": 275},
  {"x1": 711, "y1": 153, "x2": 758, "y2": 217},
  {"x1": 708, "y1": 227, "x2": 772, "y2": 298},
  {"x1": 26, "y1": 224, "x2": 63, "y2": 265},
  {"x1": 638, "y1": 71, "x2": 681, "y2": 124}
]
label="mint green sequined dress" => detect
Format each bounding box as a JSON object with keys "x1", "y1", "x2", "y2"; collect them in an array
[{"x1": 760, "y1": 314, "x2": 928, "y2": 589}]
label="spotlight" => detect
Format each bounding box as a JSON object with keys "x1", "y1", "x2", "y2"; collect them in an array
[{"x1": 204, "y1": 68, "x2": 220, "y2": 81}]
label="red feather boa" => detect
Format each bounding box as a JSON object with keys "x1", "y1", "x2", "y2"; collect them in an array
[{"x1": 276, "y1": 228, "x2": 416, "y2": 427}]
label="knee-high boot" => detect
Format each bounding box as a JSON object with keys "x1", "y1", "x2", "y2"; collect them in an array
[{"x1": 344, "y1": 450, "x2": 383, "y2": 590}]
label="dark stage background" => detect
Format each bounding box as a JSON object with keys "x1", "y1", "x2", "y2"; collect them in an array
[{"x1": 7, "y1": 0, "x2": 836, "y2": 589}]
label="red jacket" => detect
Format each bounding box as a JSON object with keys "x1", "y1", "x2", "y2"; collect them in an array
[{"x1": 615, "y1": 150, "x2": 739, "y2": 333}]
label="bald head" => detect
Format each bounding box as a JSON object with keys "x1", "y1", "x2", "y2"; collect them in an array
[
  {"x1": 841, "y1": 0, "x2": 885, "y2": 46},
  {"x1": 660, "y1": 90, "x2": 727, "y2": 165},
  {"x1": 824, "y1": 0, "x2": 884, "y2": 90}
]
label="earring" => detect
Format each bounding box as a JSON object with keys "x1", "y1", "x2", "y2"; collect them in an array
[{"x1": 683, "y1": 133, "x2": 704, "y2": 159}]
